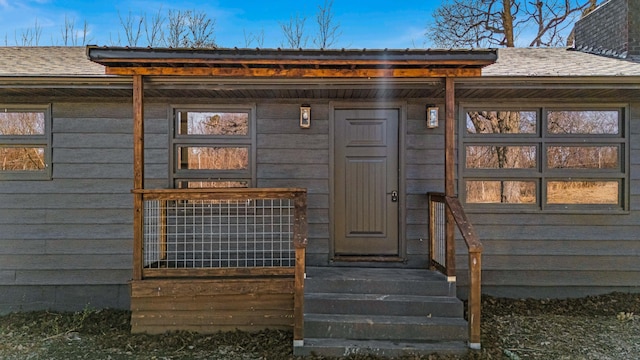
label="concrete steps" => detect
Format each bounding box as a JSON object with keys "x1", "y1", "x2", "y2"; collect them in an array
[{"x1": 294, "y1": 266, "x2": 469, "y2": 357}]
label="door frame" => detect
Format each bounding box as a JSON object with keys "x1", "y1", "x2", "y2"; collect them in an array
[{"x1": 329, "y1": 101, "x2": 407, "y2": 262}]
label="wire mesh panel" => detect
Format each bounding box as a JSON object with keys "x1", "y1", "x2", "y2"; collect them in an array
[
  {"x1": 430, "y1": 197, "x2": 447, "y2": 268},
  {"x1": 143, "y1": 199, "x2": 162, "y2": 267},
  {"x1": 143, "y1": 198, "x2": 295, "y2": 269}
]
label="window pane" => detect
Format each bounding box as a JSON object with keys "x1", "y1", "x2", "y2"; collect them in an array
[
  {"x1": 547, "y1": 146, "x2": 618, "y2": 169},
  {"x1": 178, "y1": 111, "x2": 248, "y2": 136},
  {"x1": 547, "y1": 181, "x2": 618, "y2": 204},
  {"x1": 177, "y1": 181, "x2": 249, "y2": 188},
  {"x1": 178, "y1": 147, "x2": 248, "y2": 170},
  {"x1": 466, "y1": 145, "x2": 536, "y2": 169},
  {"x1": 466, "y1": 181, "x2": 536, "y2": 204},
  {"x1": 547, "y1": 110, "x2": 618, "y2": 135},
  {"x1": 0, "y1": 147, "x2": 45, "y2": 171},
  {"x1": 0, "y1": 112, "x2": 45, "y2": 135},
  {"x1": 466, "y1": 111, "x2": 536, "y2": 134}
]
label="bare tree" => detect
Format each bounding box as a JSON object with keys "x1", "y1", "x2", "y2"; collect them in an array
[
  {"x1": 15, "y1": 19, "x2": 42, "y2": 46},
  {"x1": 118, "y1": 10, "x2": 144, "y2": 47},
  {"x1": 313, "y1": 0, "x2": 341, "y2": 48},
  {"x1": 428, "y1": 0, "x2": 599, "y2": 48},
  {"x1": 164, "y1": 10, "x2": 216, "y2": 48},
  {"x1": 3, "y1": 8, "x2": 215, "y2": 47},
  {"x1": 166, "y1": 10, "x2": 189, "y2": 47},
  {"x1": 187, "y1": 10, "x2": 216, "y2": 47},
  {"x1": 280, "y1": 13, "x2": 308, "y2": 48},
  {"x1": 80, "y1": 20, "x2": 92, "y2": 45},
  {"x1": 60, "y1": 15, "x2": 75, "y2": 46},
  {"x1": 107, "y1": 32, "x2": 122, "y2": 46},
  {"x1": 59, "y1": 16, "x2": 91, "y2": 46},
  {"x1": 243, "y1": 28, "x2": 265, "y2": 48},
  {"x1": 144, "y1": 8, "x2": 165, "y2": 47}
]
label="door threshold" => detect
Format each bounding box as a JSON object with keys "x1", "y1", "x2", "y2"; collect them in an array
[{"x1": 332, "y1": 255, "x2": 405, "y2": 263}]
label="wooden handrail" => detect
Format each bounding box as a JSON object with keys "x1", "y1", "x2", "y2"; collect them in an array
[
  {"x1": 443, "y1": 196, "x2": 483, "y2": 253},
  {"x1": 133, "y1": 187, "x2": 306, "y2": 199},
  {"x1": 427, "y1": 192, "x2": 483, "y2": 349}
]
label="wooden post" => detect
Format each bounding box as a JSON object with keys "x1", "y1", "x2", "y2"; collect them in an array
[
  {"x1": 428, "y1": 194, "x2": 435, "y2": 270},
  {"x1": 132, "y1": 75, "x2": 144, "y2": 281},
  {"x1": 294, "y1": 247, "x2": 305, "y2": 346},
  {"x1": 292, "y1": 191, "x2": 307, "y2": 347},
  {"x1": 445, "y1": 77, "x2": 455, "y2": 197},
  {"x1": 444, "y1": 77, "x2": 456, "y2": 279},
  {"x1": 468, "y1": 250, "x2": 482, "y2": 349}
]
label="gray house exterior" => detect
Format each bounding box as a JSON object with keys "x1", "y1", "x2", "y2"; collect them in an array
[{"x1": 1, "y1": 0, "x2": 640, "y2": 315}]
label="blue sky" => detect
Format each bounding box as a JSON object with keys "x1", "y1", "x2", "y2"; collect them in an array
[{"x1": 0, "y1": 0, "x2": 438, "y2": 48}]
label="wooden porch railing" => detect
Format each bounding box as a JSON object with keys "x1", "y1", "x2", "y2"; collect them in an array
[
  {"x1": 428, "y1": 192, "x2": 483, "y2": 349},
  {"x1": 132, "y1": 187, "x2": 308, "y2": 343}
]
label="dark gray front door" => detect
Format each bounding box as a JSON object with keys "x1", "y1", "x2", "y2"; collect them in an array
[{"x1": 334, "y1": 108, "x2": 399, "y2": 256}]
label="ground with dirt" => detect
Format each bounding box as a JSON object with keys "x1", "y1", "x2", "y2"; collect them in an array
[{"x1": 0, "y1": 292, "x2": 638, "y2": 359}]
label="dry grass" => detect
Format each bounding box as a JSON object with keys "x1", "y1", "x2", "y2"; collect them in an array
[{"x1": 1, "y1": 292, "x2": 638, "y2": 359}]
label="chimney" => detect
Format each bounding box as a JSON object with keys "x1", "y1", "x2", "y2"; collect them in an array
[{"x1": 574, "y1": 0, "x2": 640, "y2": 59}]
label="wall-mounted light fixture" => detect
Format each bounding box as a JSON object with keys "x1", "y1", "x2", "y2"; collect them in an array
[
  {"x1": 300, "y1": 105, "x2": 311, "y2": 128},
  {"x1": 427, "y1": 105, "x2": 439, "y2": 128}
]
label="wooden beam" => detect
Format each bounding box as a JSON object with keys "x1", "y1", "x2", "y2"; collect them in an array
[
  {"x1": 142, "y1": 267, "x2": 295, "y2": 278},
  {"x1": 105, "y1": 66, "x2": 483, "y2": 78},
  {"x1": 132, "y1": 74, "x2": 144, "y2": 281}
]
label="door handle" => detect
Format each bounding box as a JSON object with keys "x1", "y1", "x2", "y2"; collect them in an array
[{"x1": 391, "y1": 191, "x2": 398, "y2": 202}]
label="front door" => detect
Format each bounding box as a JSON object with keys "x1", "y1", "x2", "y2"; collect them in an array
[{"x1": 334, "y1": 108, "x2": 399, "y2": 256}]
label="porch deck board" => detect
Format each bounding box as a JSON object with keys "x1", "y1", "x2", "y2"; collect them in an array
[{"x1": 130, "y1": 277, "x2": 294, "y2": 334}]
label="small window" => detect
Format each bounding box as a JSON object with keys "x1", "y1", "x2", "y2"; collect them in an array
[
  {"x1": 466, "y1": 145, "x2": 537, "y2": 169},
  {"x1": 0, "y1": 105, "x2": 51, "y2": 180},
  {"x1": 547, "y1": 110, "x2": 619, "y2": 135},
  {"x1": 466, "y1": 110, "x2": 537, "y2": 135},
  {"x1": 547, "y1": 146, "x2": 619, "y2": 170},
  {"x1": 177, "y1": 147, "x2": 249, "y2": 170},
  {"x1": 466, "y1": 180, "x2": 537, "y2": 204},
  {"x1": 171, "y1": 107, "x2": 255, "y2": 188},
  {"x1": 177, "y1": 111, "x2": 249, "y2": 136},
  {"x1": 547, "y1": 181, "x2": 619, "y2": 205}
]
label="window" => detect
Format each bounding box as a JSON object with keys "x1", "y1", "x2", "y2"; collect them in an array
[
  {"x1": 460, "y1": 106, "x2": 627, "y2": 212},
  {"x1": 0, "y1": 105, "x2": 51, "y2": 180},
  {"x1": 171, "y1": 106, "x2": 255, "y2": 188}
]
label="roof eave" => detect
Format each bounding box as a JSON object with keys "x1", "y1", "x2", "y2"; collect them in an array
[
  {"x1": 0, "y1": 75, "x2": 132, "y2": 89},
  {"x1": 457, "y1": 75, "x2": 640, "y2": 89}
]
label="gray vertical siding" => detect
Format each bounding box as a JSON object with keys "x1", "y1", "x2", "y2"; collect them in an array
[
  {"x1": 256, "y1": 102, "x2": 330, "y2": 266},
  {"x1": 0, "y1": 100, "x2": 135, "y2": 312},
  {"x1": 406, "y1": 102, "x2": 444, "y2": 266}
]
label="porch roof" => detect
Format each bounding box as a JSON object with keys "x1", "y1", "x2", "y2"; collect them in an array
[
  {"x1": 85, "y1": 46, "x2": 497, "y2": 78},
  {"x1": 1, "y1": 46, "x2": 640, "y2": 99}
]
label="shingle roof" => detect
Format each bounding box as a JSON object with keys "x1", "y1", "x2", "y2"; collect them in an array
[
  {"x1": 483, "y1": 47, "x2": 640, "y2": 77},
  {"x1": 0, "y1": 47, "x2": 104, "y2": 76},
  {"x1": 1, "y1": 46, "x2": 640, "y2": 78}
]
